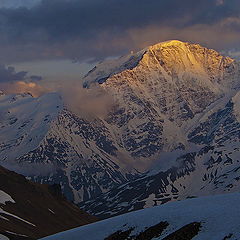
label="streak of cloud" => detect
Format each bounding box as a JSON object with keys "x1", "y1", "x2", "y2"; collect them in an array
[{"x1": 60, "y1": 82, "x2": 114, "y2": 118}]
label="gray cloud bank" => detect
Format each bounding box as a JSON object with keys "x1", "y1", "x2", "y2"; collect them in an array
[
  {"x1": 0, "y1": 64, "x2": 45, "y2": 97},
  {"x1": 0, "y1": 65, "x2": 27, "y2": 83},
  {"x1": 0, "y1": 64, "x2": 42, "y2": 83},
  {"x1": 0, "y1": 0, "x2": 239, "y2": 63}
]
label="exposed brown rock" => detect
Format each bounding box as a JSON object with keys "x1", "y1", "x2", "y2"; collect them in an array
[
  {"x1": 163, "y1": 222, "x2": 201, "y2": 240},
  {"x1": 0, "y1": 165, "x2": 97, "y2": 239}
]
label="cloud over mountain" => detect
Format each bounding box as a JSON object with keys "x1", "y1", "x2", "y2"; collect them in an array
[
  {"x1": 0, "y1": 0, "x2": 239, "y2": 63},
  {"x1": 0, "y1": 64, "x2": 27, "y2": 82},
  {"x1": 0, "y1": 64, "x2": 45, "y2": 96}
]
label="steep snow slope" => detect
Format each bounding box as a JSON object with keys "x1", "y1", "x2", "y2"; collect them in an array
[
  {"x1": 42, "y1": 193, "x2": 240, "y2": 240},
  {"x1": 1, "y1": 40, "x2": 240, "y2": 205},
  {"x1": 0, "y1": 92, "x2": 63, "y2": 161}
]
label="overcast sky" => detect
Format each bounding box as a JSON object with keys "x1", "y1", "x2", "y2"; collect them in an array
[
  {"x1": 0, "y1": 0, "x2": 239, "y2": 86},
  {"x1": 0, "y1": 0, "x2": 40, "y2": 8}
]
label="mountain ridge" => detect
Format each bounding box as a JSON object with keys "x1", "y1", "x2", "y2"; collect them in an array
[{"x1": 0, "y1": 40, "x2": 240, "y2": 207}]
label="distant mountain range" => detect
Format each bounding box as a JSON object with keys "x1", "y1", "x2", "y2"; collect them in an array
[{"x1": 1, "y1": 40, "x2": 240, "y2": 219}]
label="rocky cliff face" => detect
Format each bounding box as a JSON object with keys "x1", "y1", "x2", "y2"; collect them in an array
[
  {"x1": 80, "y1": 91, "x2": 240, "y2": 218},
  {"x1": 0, "y1": 40, "x2": 240, "y2": 207},
  {"x1": 84, "y1": 40, "x2": 239, "y2": 156}
]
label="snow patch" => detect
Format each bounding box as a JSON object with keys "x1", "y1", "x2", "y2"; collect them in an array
[
  {"x1": 0, "y1": 234, "x2": 9, "y2": 240},
  {"x1": 48, "y1": 209, "x2": 55, "y2": 214},
  {"x1": 143, "y1": 193, "x2": 155, "y2": 208},
  {"x1": 0, "y1": 191, "x2": 15, "y2": 205},
  {"x1": 0, "y1": 208, "x2": 36, "y2": 227}
]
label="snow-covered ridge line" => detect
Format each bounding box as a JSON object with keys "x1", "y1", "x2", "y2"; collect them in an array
[
  {"x1": 83, "y1": 40, "x2": 237, "y2": 88},
  {"x1": 41, "y1": 193, "x2": 240, "y2": 240}
]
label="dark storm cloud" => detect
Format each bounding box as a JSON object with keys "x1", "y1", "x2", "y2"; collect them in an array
[
  {"x1": 0, "y1": 64, "x2": 27, "y2": 82},
  {"x1": 0, "y1": 64, "x2": 42, "y2": 83},
  {"x1": 0, "y1": 64, "x2": 45, "y2": 97},
  {"x1": 30, "y1": 75, "x2": 43, "y2": 81},
  {"x1": 0, "y1": 0, "x2": 239, "y2": 62}
]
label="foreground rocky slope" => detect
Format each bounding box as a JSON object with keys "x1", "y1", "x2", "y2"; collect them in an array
[
  {"x1": 0, "y1": 40, "x2": 240, "y2": 206},
  {"x1": 0, "y1": 166, "x2": 96, "y2": 240},
  {"x1": 42, "y1": 193, "x2": 240, "y2": 240}
]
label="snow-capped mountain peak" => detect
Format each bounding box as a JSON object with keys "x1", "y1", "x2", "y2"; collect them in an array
[
  {"x1": 1, "y1": 40, "x2": 240, "y2": 209},
  {"x1": 84, "y1": 40, "x2": 238, "y2": 92}
]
